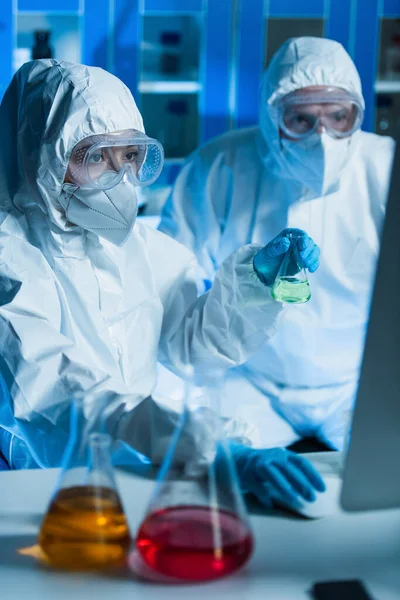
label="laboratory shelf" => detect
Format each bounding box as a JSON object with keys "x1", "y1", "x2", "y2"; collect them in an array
[
  {"x1": 138, "y1": 80, "x2": 202, "y2": 94},
  {"x1": 18, "y1": 0, "x2": 81, "y2": 10},
  {"x1": 375, "y1": 80, "x2": 400, "y2": 93},
  {"x1": 1, "y1": 0, "x2": 399, "y2": 161},
  {"x1": 16, "y1": 11, "x2": 82, "y2": 15}
]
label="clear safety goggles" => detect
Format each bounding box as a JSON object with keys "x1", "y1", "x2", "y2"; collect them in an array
[
  {"x1": 277, "y1": 88, "x2": 364, "y2": 140},
  {"x1": 67, "y1": 131, "x2": 164, "y2": 190}
]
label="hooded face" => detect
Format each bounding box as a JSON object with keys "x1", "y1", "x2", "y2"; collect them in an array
[
  {"x1": 60, "y1": 128, "x2": 164, "y2": 245},
  {"x1": 0, "y1": 59, "x2": 146, "y2": 244},
  {"x1": 259, "y1": 38, "x2": 365, "y2": 197}
]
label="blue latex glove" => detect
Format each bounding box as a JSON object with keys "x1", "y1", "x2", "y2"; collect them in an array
[
  {"x1": 231, "y1": 444, "x2": 326, "y2": 509},
  {"x1": 253, "y1": 228, "x2": 320, "y2": 286}
]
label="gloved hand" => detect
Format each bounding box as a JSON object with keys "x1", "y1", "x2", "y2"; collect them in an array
[
  {"x1": 253, "y1": 228, "x2": 320, "y2": 286},
  {"x1": 230, "y1": 444, "x2": 326, "y2": 509}
]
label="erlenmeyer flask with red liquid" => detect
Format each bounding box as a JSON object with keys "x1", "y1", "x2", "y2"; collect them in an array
[
  {"x1": 38, "y1": 398, "x2": 130, "y2": 570},
  {"x1": 135, "y1": 369, "x2": 254, "y2": 582}
]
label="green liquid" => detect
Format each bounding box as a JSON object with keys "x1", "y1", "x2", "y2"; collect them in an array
[{"x1": 271, "y1": 277, "x2": 311, "y2": 304}]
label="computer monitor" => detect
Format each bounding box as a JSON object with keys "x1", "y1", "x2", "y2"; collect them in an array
[{"x1": 340, "y1": 134, "x2": 400, "y2": 512}]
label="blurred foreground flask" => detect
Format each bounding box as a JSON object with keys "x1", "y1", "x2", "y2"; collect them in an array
[
  {"x1": 135, "y1": 371, "x2": 254, "y2": 582},
  {"x1": 38, "y1": 399, "x2": 130, "y2": 570},
  {"x1": 271, "y1": 230, "x2": 311, "y2": 303}
]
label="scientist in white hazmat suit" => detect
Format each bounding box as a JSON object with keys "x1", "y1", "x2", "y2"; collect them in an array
[
  {"x1": 159, "y1": 37, "x2": 395, "y2": 451},
  {"x1": 0, "y1": 60, "x2": 325, "y2": 509}
]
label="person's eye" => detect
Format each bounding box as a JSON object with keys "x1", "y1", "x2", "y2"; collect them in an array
[
  {"x1": 333, "y1": 112, "x2": 347, "y2": 122},
  {"x1": 294, "y1": 114, "x2": 313, "y2": 126},
  {"x1": 89, "y1": 153, "x2": 104, "y2": 164},
  {"x1": 125, "y1": 151, "x2": 138, "y2": 161},
  {"x1": 289, "y1": 115, "x2": 314, "y2": 132}
]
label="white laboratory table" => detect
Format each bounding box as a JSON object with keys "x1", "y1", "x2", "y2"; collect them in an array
[{"x1": 1, "y1": 454, "x2": 400, "y2": 600}]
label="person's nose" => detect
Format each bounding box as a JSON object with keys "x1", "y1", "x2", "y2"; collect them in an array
[{"x1": 105, "y1": 150, "x2": 121, "y2": 172}]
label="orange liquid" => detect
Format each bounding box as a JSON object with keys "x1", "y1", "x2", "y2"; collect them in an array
[{"x1": 39, "y1": 485, "x2": 130, "y2": 570}]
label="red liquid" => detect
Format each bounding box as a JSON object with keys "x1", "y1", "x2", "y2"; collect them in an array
[{"x1": 136, "y1": 505, "x2": 253, "y2": 581}]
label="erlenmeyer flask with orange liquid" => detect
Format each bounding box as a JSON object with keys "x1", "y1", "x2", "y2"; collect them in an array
[
  {"x1": 135, "y1": 369, "x2": 254, "y2": 582},
  {"x1": 38, "y1": 399, "x2": 130, "y2": 570}
]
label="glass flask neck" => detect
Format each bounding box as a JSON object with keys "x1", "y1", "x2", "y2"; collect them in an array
[
  {"x1": 54, "y1": 398, "x2": 117, "y2": 492},
  {"x1": 286, "y1": 232, "x2": 302, "y2": 251},
  {"x1": 87, "y1": 432, "x2": 116, "y2": 488},
  {"x1": 62, "y1": 398, "x2": 108, "y2": 465},
  {"x1": 184, "y1": 366, "x2": 226, "y2": 411}
]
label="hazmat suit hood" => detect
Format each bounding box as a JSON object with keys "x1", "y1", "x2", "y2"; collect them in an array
[
  {"x1": 259, "y1": 37, "x2": 365, "y2": 193},
  {"x1": 0, "y1": 60, "x2": 144, "y2": 236}
]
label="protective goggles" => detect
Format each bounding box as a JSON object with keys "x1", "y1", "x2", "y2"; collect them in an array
[
  {"x1": 67, "y1": 131, "x2": 164, "y2": 190},
  {"x1": 277, "y1": 88, "x2": 364, "y2": 140}
]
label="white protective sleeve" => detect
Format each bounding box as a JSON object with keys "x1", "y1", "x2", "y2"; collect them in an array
[{"x1": 0, "y1": 230, "x2": 281, "y2": 467}]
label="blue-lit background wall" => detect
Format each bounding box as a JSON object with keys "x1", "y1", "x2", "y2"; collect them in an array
[{"x1": 1, "y1": 0, "x2": 399, "y2": 213}]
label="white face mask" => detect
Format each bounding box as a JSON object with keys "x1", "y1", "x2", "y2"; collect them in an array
[
  {"x1": 280, "y1": 132, "x2": 352, "y2": 196},
  {"x1": 59, "y1": 178, "x2": 138, "y2": 247}
]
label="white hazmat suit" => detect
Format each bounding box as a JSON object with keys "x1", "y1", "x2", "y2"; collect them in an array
[
  {"x1": 159, "y1": 37, "x2": 395, "y2": 450},
  {"x1": 0, "y1": 60, "x2": 284, "y2": 469}
]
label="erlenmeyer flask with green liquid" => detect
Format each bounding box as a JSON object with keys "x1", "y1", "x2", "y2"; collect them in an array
[{"x1": 271, "y1": 231, "x2": 311, "y2": 304}]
